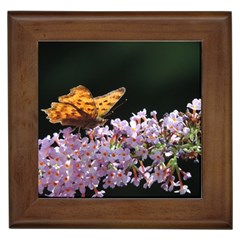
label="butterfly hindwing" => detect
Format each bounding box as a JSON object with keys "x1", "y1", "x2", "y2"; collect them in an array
[
  {"x1": 42, "y1": 102, "x2": 85, "y2": 126},
  {"x1": 58, "y1": 85, "x2": 97, "y2": 118},
  {"x1": 94, "y1": 87, "x2": 126, "y2": 117}
]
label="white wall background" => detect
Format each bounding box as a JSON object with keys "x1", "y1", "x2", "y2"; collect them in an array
[{"x1": 0, "y1": 0, "x2": 239, "y2": 239}]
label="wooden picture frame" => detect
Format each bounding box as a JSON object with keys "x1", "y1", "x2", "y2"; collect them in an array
[{"x1": 8, "y1": 11, "x2": 232, "y2": 228}]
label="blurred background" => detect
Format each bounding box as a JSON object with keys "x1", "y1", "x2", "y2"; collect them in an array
[{"x1": 39, "y1": 41, "x2": 201, "y2": 198}]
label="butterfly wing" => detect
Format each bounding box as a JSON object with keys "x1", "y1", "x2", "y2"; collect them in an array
[
  {"x1": 42, "y1": 102, "x2": 87, "y2": 126},
  {"x1": 42, "y1": 85, "x2": 126, "y2": 128},
  {"x1": 94, "y1": 87, "x2": 126, "y2": 117},
  {"x1": 58, "y1": 85, "x2": 97, "y2": 118}
]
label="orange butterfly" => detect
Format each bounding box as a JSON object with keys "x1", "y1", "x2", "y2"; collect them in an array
[{"x1": 42, "y1": 85, "x2": 126, "y2": 129}]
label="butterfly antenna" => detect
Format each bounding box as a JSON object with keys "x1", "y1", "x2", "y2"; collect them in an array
[{"x1": 105, "y1": 98, "x2": 128, "y2": 117}]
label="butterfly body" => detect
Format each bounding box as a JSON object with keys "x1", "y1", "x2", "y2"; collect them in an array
[{"x1": 42, "y1": 85, "x2": 126, "y2": 129}]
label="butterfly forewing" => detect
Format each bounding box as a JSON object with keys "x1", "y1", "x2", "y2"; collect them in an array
[
  {"x1": 58, "y1": 85, "x2": 98, "y2": 118},
  {"x1": 94, "y1": 87, "x2": 126, "y2": 117}
]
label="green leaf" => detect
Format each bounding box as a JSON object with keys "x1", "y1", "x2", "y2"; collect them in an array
[
  {"x1": 189, "y1": 133, "x2": 194, "y2": 142},
  {"x1": 183, "y1": 148, "x2": 188, "y2": 152}
]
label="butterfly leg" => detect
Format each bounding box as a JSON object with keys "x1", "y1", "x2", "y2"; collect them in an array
[{"x1": 70, "y1": 127, "x2": 77, "y2": 133}]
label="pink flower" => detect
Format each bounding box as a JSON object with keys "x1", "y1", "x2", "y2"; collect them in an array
[
  {"x1": 149, "y1": 151, "x2": 164, "y2": 163},
  {"x1": 116, "y1": 170, "x2": 131, "y2": 186},
  {"x1": 174, "y1": 185, "x2": 191, "y2": 195},
  {"x1": 135, "y1": 146, "x2": 148, "y2": 160},
  {"x1": 126, "y1": 120, "x2": 141, "y2": 138},
  {"x1": 92, "y1": 190, "x2": 105, "y2": 198},
  {"x1": 39, "y1": 99, "x2": 201, "y2": 197},
  {"x1": 187, "y1": 98, "x2": 201, "y2": 111},
  {"x1": 116, "y1": 148, "x2": 131, "y2": 161},
  {"x1": 152, "y1": 168, "x2": 164, "y2": 183}
]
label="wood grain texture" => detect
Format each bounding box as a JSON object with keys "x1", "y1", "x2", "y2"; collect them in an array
[{"x1": 8, "y1": 12, "x2": 232, "y2": 229}]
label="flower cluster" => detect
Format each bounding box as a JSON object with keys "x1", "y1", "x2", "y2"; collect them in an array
[{"x1": 38, "y1": 99, "x2": 201, "y2": 197}]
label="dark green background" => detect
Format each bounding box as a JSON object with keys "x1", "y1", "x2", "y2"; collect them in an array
[{"x1": 39, "y1": 42, "x2": 201, "y2": 198}]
